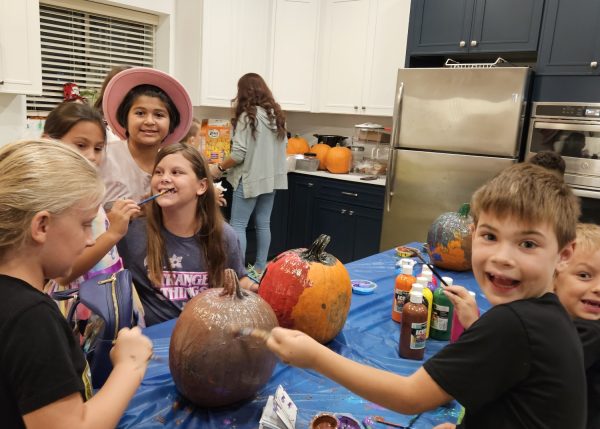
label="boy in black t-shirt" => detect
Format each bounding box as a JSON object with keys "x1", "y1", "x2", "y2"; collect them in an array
[
  {"x1": 265, "y1": 163, "x2": 587, "y2": 429},
  {"x1": 555, "y1": 223, "x2": 600, "y2": 429}
]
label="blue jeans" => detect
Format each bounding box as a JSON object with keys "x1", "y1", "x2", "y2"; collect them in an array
[{"x1": 230, "y1": 183, "x2": 275, "y2": 271}]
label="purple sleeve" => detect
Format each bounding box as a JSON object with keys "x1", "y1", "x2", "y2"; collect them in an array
[{"x1": 223, "y1": 223, "x2": 247, "y2": 279}]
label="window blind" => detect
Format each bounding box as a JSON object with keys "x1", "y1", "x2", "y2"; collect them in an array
[{"x1": 27, "y1": 3, "x2": 155, "y2": 114}]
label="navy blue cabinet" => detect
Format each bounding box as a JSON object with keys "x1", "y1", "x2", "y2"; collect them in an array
[
  {"x1": 408, "y1": 0, "x2": 544, "y2": 56},
  {"x1": 536, "y1": 0, "x2": 600, "y2": 75},
  {"x1": 270, "y1": 173, "x2": 384, "y2": 263}
]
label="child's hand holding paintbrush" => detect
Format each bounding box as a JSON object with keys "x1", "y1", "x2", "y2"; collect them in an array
[{"x1": 443, "y1": 285, "x2": 479, "y2": 330}]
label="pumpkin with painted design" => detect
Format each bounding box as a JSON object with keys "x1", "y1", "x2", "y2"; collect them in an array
[
  {"x1": 426, "y1": 203, "x2": 473, "y2": 271},
  {"x1": 258, "y1": 234, "x2": 352, "y2": 344},
  {"x1": 169, "y1": 269, "x2": 278, "y2": 407}
]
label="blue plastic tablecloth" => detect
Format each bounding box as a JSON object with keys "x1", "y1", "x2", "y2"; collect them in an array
[{"x1": 118, "y1": 244, "x2": 489, "y2": 428}]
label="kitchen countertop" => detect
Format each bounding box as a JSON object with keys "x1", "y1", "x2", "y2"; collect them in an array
[{"x1": 291, "y1": 169, "x2": 386, "y2": 186}]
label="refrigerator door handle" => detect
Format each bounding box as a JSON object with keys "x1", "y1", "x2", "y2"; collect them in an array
[
  {"x1": 384, "y1": 148, "x2": 397, "y2": 212},
  {"x1": 391, "y1": 81, "x2": 404, "y2": 148}
]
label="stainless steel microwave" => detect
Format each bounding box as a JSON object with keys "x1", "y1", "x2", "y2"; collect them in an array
[{"x1": 525, "y1": 102, "x2": 600, "y2": 224}]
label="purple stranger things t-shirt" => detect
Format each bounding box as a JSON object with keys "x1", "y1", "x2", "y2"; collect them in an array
[{"x1": 117, "y1": 218, "x2": 246, "y2": 326}]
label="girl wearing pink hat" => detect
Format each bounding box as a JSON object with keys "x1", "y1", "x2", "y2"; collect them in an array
[{"x1": 99, "y1": 67, "x2": 193, "y2": 206}]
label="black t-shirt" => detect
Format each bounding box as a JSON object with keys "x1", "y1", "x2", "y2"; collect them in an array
[
  {"x1": 574, "y1": 319, "x2": 600, "y2": 429},
  {"x1": 424, "y1": 293, "x2": 586, "y2": 429},
  {"x1": 0, "y1": 275, "x2": 91, "y2": 428}
]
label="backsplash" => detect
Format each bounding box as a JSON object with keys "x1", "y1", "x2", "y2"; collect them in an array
[{"x1": 193, "y1": 106, "x2": 392, "y2": 147}]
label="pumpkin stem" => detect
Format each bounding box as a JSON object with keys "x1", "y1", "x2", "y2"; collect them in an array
[
  {"x1": 302, "y1": 234, "x2": 334, "y2": 264},
  {"x1": 220, "y1": 268, "x2": 247, "y2": 299},
  {"x1": 458, "y1": 203, "x2": 470, "y2": 217}
]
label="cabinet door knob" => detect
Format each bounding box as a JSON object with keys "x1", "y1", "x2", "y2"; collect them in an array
[
  {"x1": 307, "y1": 182, "x2": 314, "y2": 187},
  {"x1": 348, "y1": 210, "x2": 354, "y2": 216},
  {"x1": 340, "y1": 209, "x2": 347, "y2": 214},
  {"x1": 341, "y1": 191, "x2": 358, "y2": 197},
  {"x1": 361, "y1": 106, "x2": 366, "y2": 110},
  {"x1": 459, "y1": 40, "x2": 466, "y2": 47},
  {"x1": 354, "y1": 105, "x2": 358, "y2": 109},
  {"x1": 591, "y1": 61, "x2": 598, "y2": 69},
  {"x1": 470, "y1": 40, "x2": 478, "y2": 47}
]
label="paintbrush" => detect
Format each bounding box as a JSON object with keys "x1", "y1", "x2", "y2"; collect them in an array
[
  {"x1": 233, "y1": 327, "x2": 271, "y2": 342},
  {"x1": 404, "y1": 246, "x2": 449, "y2": 287},
  {"x1": 137, "y1": 188, "x2": 173, "y2": 206}
]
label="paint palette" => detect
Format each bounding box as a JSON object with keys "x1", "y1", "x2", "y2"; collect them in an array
[{"x1": 351, "y1": 280, "x2": 377, "y2": 295}]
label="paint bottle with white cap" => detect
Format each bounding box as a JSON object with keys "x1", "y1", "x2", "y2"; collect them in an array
[{"x1": 399, "y1": 291, "x2": 428, "y2": 360}]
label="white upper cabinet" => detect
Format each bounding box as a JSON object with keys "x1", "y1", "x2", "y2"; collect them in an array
[
  {"x1": 0, "y1": 0, "x2": 41, "y2": 95},
  {"x1": 200, "y1": 0, "x2": 274, "y2": 107},
  {"x1": 318, "y1": 0, "x2": 410, "y2": 116},
  {"x1": 271, "y1": 0, "x2": 319, "y2": 112}
]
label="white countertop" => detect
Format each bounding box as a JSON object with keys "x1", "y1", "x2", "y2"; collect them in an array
[{"x1": 290, "y1": 169, "x2": 386, "y2": 186}]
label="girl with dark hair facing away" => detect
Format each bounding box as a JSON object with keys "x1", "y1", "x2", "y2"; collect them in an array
[
  {"x1": 210, "y1": 73, "x2": 288, "y2": 278},
  {"x1": 117, "y1": 143, "x2": 254, "y2": 326}
]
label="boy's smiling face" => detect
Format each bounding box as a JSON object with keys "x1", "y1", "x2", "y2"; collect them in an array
[
  {"x1": 555, "y1": 247, "x2": 600, "y2": 320},
  {"x1": 472, "y1": 211, "x2": 574, "y2": 306}
]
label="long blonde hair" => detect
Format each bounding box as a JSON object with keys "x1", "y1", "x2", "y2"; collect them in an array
[{"x1": 0, "y1": 139, "x2": 104, "y2": 260}]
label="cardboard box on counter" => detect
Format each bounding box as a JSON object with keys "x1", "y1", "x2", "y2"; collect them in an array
[
  {"x1": 198, "y1": 119, "x2": 231, "y2": 164},
  {"x1": 357, "y1": 129, "x2": 390, "y2": 143}
]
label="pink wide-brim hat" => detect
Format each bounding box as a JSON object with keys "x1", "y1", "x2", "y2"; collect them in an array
[{"x1": 102, "y1": 67, "x2": 192, "y2": 146}]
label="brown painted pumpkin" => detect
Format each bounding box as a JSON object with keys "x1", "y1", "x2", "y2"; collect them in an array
[
  {"x1": 169, "y1": 269, "x2": 278, "y2": 407},
  {"x1": 325, "y1": 146, "x2": 352, "y2": 174},
  {"x1": 286, "y1": 135, "x2": 310, "y2": 155},
  {"x1": 258, "y1": 234, "x2": 351, "y2": 344},
  {"x1": 310, "y1": 143, "x2": 331, "y2": 170},
  {"x1": 426, "y1": 203, "x2": 473, "y2": 271}
]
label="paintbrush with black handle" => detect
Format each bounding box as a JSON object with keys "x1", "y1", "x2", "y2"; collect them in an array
[{"x1": 404, "y1": 246, "x2": 449, "y2": 287}]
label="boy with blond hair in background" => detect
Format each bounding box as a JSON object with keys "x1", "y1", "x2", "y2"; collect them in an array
[
  {"x1": 267, "y1": 163, "x2": 586, "y2": 428},
  {"x1": 555, "y1": 223, "x2": 600, "y2": 429}
]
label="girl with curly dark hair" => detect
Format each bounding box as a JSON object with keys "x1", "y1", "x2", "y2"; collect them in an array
[{"x1": 210, "y1": 73, "x2": 288, "y2": 278}]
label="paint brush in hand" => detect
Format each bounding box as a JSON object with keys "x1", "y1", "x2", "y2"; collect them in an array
[
  {"x1": 233, "y1": 327, "x2": 271, "y2": 342},
  {"x1": 137, "y1": 188, "x2": 173, "y2": 206}
]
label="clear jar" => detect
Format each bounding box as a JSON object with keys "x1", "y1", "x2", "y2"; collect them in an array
[{"x1": 349, "y1": 146, "x2": 365, "y2": 173}]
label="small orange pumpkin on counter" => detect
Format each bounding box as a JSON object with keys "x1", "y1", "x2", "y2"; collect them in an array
[
  {"x1": 310, "y1": 143, "x2": 331, "y2": 170},
  {"x1": 325, "y1": 146, "x2": 352, "y2": 174},
  {"x1": 286, "y1": 135, "x2": 310, "y2": 155}
]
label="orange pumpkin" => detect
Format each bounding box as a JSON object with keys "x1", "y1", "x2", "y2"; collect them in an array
[
  {"x1": 258, "y1": 235, "x2": 352, "y2": 344},
  {"x1": 325, "y1": 146, "x2": 352, "y2": 174},
  {"x1": 310, "y1": 143, "x2": 331, "y2": 170},
  {"x1": 286, "y1": 135, "x2": 310, "y2": 155},
  {"x1": 426, "y1": 203, "x2": 473, "y2": 271}
]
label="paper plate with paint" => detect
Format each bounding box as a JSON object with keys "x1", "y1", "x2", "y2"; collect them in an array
[{"x1": 351, "y1": 279, "x2": 377, "y2": 295}]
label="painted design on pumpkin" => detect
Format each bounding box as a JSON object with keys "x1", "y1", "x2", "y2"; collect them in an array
[
  {"x1": 259, "y1": 235, "x2": 352, "y2": 344},
  {"x1": 169, "y1": 269, "x2": 278, "y2": 408},
  {"x1": 426, "y1": 203, "x2": 473, "y2": 271}
]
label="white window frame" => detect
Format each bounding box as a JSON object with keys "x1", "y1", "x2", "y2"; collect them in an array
[{"x1": 27, "y1": 0, "x2": 157, "y2": 114}]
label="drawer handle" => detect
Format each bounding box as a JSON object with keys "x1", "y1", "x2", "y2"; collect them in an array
[
  {"x1": 348, "y1": 210, "x2": 354, "y2": 216},
  {"x1": 307, "y1": 182, "x2": 314, "y2": 187},
  {"x1": 340, "y1": 209, "x2": 346, "y2": 214},
  {"x1": 341, "y1": 191, "x2": 358, "y2": 197}
]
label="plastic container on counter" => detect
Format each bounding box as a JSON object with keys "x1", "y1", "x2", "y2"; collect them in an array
[
  {"x1": 349, "y1": 146, "x2": 365, "y2": 173},
  {"x1": 294, "y1": 153, "x2": 319, "y2": 171}
]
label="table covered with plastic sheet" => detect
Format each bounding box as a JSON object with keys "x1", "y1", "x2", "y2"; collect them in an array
[{"x1": 118, "y1": 243, "x2": 490, "y2": 428}]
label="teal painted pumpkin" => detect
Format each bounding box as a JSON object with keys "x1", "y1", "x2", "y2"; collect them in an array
[{"x1": 426, "y1": 203, "x2": 473, "y2": 271}]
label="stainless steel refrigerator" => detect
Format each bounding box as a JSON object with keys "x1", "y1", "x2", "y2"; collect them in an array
[{"x1": 380, "y1": 67, "x2": 531, "y2": 251}]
